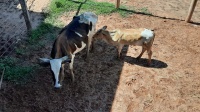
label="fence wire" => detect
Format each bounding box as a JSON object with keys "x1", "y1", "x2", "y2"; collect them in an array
[
  {"x1": 0, "y1": 0, "x2": 26, "y2": 58},
  {"x1": 0, "y1": 0, "x2": 82, "y2": 58},
  {"x1": 0, "y1": 0, "x2": 130, "y2": 58}
]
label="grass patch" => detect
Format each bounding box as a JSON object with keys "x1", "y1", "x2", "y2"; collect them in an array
[
  {"x1": 29, "y1": 22, "x2": 56, "y2": 43},
  {"x1": 29, "y1": 0, "x2": 151, "y2": 43},
  {"x1": 29, "y1": 0, "x2": 142, "y2": 43},
  {"x1": 48, "y1": 0, "x2": 134, "y2": 17},
  {"x1": 0, "y1": 57, "x2": 36, "y2": 84},
  {"x1": 139, "y1": 7, "x2": 151, "y2": 15}
]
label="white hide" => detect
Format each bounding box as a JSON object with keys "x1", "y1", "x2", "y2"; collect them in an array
[
  {"x1": 69, "y1": 54, "x2": 75, "y2": 70},
  {"x1": 75, "y1": 31, "x2": 83, "y2": 37},
  {"x1": 79, "y1": 12, "x2": 98, "y2": 40},
  {"x1": 78, "y1": 12, "x2": 98, "y2": 54},
  {"x1": 39, "y1": 56, "x2": 70, "y2": 88},
  {"x1": 141, "y1": 29, "x2": 154, "y2": 41},
  {"x1": 73, "y1": 41, "x2": 86, "y2": 54},
  {"x1": 69, "y1": 42, "x2": 86, "y2": 70},
  {"x1": 39, "y1": 56, "x2": 69, "y2": 63},
  {"x1": 50, "y1": 58, "x2": 62, "y2": 88},
  {"x1": 79, "y1": 12, "x2": 98, "y2": 26}
]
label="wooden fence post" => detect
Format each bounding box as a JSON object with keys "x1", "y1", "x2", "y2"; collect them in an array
[
  {"x1": 115, "y1": 0, "x2": 120, "y2": 8},
  {"x1": 18, "y1": 0, "x2": 32, "y2": 32},
  {"x1": 185, "y1": 0, "x2": 198, "y2": 22}
]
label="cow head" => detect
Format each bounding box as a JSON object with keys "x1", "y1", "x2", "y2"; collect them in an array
[{"x1": 38, "y1": 56, "x2": 71, "y2": 88}]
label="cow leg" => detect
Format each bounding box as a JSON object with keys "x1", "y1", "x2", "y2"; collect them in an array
[
  {"x1": 90, "y1": 39, "x2": 94, "y2": 53},
  {"x1": 117, "y1": 44, "x2": 124, "y2": 59},
  {"x1": 69, "y1": 54, "x2": 75, "y2": 82},
  {"x1": 136, "y1": 45, "x2": 146, "y2": 61},
  {"x1": 86, "y1": 31, "x2": 95, "y2": 60},
  {"x1": 86, "y1": 37, "x2": 92, "y2": 60},
  {"x1": 147, "y1": 46, "x2": 152, "y2": 66},
  {"x1": 60, "y1": 63, "x2": 65, "y2": 84}
]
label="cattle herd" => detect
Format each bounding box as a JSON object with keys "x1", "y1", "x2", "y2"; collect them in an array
[{"x1": 39, "y1": 12, "x2": 155, "y2": 88}]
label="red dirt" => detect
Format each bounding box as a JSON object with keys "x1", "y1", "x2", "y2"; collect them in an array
[{"x1": 1, "y1": 0, "x2": 200, "y2": 112}]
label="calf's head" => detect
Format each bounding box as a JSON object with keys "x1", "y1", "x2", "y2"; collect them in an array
[
  {"x1": 93, "y1": 26, "x2": 108, "y2": 38},
  {"x1": 38, "y1": 56, "x2": 71, "y2": 88},
  {"x1": 93, "y1": 26, "x2": 116, "y2": 43}
]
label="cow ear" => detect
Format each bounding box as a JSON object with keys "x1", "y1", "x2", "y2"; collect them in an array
[
  {"x1": 102, "y1": 26, "x2": 107, "y2": 30},
  {"x1": 61, "y1": 56, "x2": 71, "y2": 63},
  {"x1": 62, "y1": 58, "x2": 71, "y2": 64},
  {"x1": 38, "y1": 58, "x2": 50, "y2": 67},
  {"x1": 89, "y1": 22, "x2": 92, "y2": 31}
]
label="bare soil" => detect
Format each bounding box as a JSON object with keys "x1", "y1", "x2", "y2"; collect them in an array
[{"x1": 1, "y1": 0, "x2": 200, "y2": 112}]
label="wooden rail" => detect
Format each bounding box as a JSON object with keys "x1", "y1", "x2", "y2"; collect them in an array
[
  {"x1": 185, "y1": 0, "x2": 198, "y2": 22},
  {"x1": 18, "y1": 0, "x2": 32, "y2": 32},
  {"x1": 115, "y1": 0, "x2": 120, "y2": 8}
]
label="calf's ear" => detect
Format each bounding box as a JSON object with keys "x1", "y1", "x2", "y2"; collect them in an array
[
  {"x1": 102, "y1": 26, "x2": 107, "y2": 30},
  {"x1": 96, "y1": 25, "x2": 107, "y2": 33},
  {"x1": 38, "y1": 58, "x2": 50, "y2": 67}
]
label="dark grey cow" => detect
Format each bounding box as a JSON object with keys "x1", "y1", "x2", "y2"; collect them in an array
[{"x1": 39, "y1": 12, "x2": 98, "y2": 88}]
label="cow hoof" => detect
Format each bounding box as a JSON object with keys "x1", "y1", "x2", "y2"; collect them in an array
[
  {"x1": 54, "y1": 83, "x2": 62, "y2": 88},
  {"x1": 71, "y1": 77, "x2": 75, "y2": 82},
  {"x1": 84, "y1": 57, "x2": 89, "y2": 62},
  {"x1": 117, "y1": 56, "x2": 123, "y2": 61}
]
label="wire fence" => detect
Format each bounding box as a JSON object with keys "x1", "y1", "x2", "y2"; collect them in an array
[
  {"x1": 0, "y1": 37, "x2": 16, "y2": 57},
  {"x1": 0, "y1": 0, "x2": 132, "y2": 58},
  {"x1": 0, "y1": 0, "x2": 27, "y2": 58},
  {"x1": 0, "y1": 0, "x2": 81, "y2": 58}
]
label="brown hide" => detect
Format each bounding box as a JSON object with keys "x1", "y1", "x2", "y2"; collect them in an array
[
  {"x1": 51, "y1": 30, "x2": 89, "y2": 59},
  {"x1": 51, "y1": 16, "x2": 92, "y2": 59}
]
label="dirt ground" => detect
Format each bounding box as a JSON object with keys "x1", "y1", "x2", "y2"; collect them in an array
[{"x1": 1, "y1": 0, "x2": 200, "y2": 112}]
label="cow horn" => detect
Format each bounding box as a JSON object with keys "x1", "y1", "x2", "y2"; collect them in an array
[{"x1": 38, "y1": 58, "x2": 50, "y2": 67}]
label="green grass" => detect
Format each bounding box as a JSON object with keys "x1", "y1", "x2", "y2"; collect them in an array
[
  {"x1": 29, "y1": 0, "x2": 151, "y2": 43},
  {"x1": 0, "y1": 57, "x2": 36, "y2": 84},
  {"x1": 28, "y1": 0, "x2": 136, "y2": 43},
  {"x1": 29, "y1": 22, "x2": 56, "y2": 43},
  {"x1": 29, "y1": 0, "x2": 152, "y2": 43},
  {"x1": 49, "y1": 0, "x2": 133, "y2": 17},
  {"x1": 139, "y1": 7, "x2": 151, "y2": 15}
]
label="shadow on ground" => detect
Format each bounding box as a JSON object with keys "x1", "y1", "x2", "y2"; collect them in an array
[{"x1": 124, "y1": 56, "x2": 168, "y2": 68}]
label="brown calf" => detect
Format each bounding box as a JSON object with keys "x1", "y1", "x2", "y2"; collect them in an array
[{"x1": 93, "y1": 26, "x2": 155, "y2": 66}]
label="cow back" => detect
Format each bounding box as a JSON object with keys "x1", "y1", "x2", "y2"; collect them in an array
[{"x1": 51, "y1": 15, "x2": 93, "y2": 59}]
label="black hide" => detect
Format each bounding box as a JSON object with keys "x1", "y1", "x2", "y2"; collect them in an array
[{"x1": 51, "y1": 15, "x2": 93, "y2": 59}]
